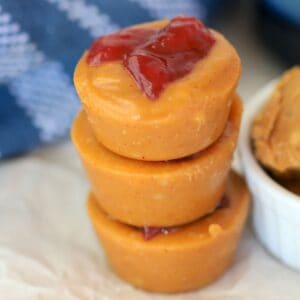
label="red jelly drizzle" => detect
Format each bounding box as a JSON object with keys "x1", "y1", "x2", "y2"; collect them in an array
[
  {"x1": 142, "y1": 226, "x2": 177, "y2": 240},
  {"x1": 141, "y1": 196, "x2": 230, "y2": 241},
  {"x1": 87, "y1": 16, "x2": 215, "y2": 99},
  {"x1": 216, "y1": 195, "x2": 230, "y2": 209}
]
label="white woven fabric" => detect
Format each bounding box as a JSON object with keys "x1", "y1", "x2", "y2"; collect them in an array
[{"x1": 0, "y1": 143, "x2": 300, "y2": 299}]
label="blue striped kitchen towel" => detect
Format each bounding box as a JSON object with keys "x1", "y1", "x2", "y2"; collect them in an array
[{"x1": 0, "y1": 0, "x2": 222, "y2": 158}]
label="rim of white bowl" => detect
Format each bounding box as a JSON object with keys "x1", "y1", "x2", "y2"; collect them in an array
[{"x1": 239, "y1": 79, "x2": 300, "y2": 208}]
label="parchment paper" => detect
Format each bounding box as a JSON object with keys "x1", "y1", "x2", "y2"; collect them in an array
[{"x1": 1, "y1": 142, "x2": 299, "y2": 300}]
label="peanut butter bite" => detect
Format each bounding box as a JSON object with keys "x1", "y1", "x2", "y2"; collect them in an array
[
  {"x1": 71, "y1": 95, "x2": 242, "y2": 227},
  {"x1": 252, "y1": 67, "x2": 300, "y2": 178},
  {"x1": 74, "y1": 17, "x2": 241, "y2": 161},
  {"x1": 87, "y1": 171, "x2": 250, "y2": 293}
]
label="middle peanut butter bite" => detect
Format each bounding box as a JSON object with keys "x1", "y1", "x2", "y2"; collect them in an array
[
  {"x1": 71, "y1": 95, "x2": 242, "y2": 227},
  {"x1": 74, "y1": 17, "x2": 241, "y2": 161}
]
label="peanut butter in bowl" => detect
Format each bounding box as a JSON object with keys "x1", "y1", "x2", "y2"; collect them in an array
[{"x1": 251, "y1": 67, "x2": 300, "y2": 195}]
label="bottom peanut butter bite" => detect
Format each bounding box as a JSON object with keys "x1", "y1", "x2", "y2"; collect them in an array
[
  {"x1": 72, "y1": 95, "x2": 242, "y2": 227},
  {"x1": 87, "y1": 171, "x2": 250, "y2": 293}
]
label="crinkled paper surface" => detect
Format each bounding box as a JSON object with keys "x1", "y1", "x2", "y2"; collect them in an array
[{"x1": 0, "y1": 142, "x2": 300, "y2": 300}]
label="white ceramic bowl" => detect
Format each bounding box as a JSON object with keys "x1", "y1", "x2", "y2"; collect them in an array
[{"x1": 239, "y1": 80, "x2": 300, "y2": 271}]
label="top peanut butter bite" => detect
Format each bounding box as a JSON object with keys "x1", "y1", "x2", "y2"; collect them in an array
[{"x1": 74, "y1": 16, "x2": 241, "y2": 161}]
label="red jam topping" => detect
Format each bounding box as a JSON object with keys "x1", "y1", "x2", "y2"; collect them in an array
[
  {"x1": 87, "y1": 16, "x2": 215, "y2": 99},
  {"x1": 87, "y1": 28, "x2": 154, "y2": 66}
]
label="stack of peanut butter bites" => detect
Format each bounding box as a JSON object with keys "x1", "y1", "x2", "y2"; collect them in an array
[{"x1": 71, "y1": 17, "x2": 250, "y2": 293}]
